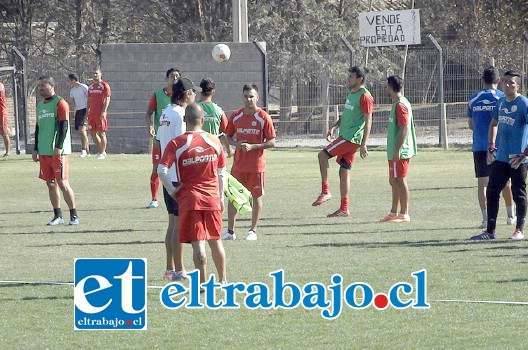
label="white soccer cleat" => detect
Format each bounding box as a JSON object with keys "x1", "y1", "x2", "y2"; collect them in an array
[
  {"x1": 47, "y1": 217, "x2": 64, "y2": 226},
  {"x1": 510, "y1": 229, "x2": 524, "y2": 240},
  {"x1": 221, "y1": 231, "x2": 236, "y2": 240},
  {"x1": 147, "y1": 200, "x2": 159, "y2": 209},
  {"x1": 246, "y1": 230, "x2": 257, "y2": 241},
  {"x1": 69, "y1": 216, "x2": 79, "y2": 225},
  {"x1": 79, "y1": 150, "x2": 88, "y2": 158},
  {"x1": 477, "y1": 220, "x2": 487, "y2": 229},
  {"x1": 507, "y1": 216, "x2": 517, "y2": 225},
  {"x1": 96, "y1": 152, "x2": 106, "y2": 160}
]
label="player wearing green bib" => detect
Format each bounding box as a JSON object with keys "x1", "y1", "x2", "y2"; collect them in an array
[
  {"x1": 198, "y1": 78, "x2": 233, "y2": 158},
  {"x1": 379, "y1": 75, "x2": 417, "y2": 223},
  {"x1": 144, "y1": 68, "x2": 181, "y2": 209},
  {"x1": 32, "y1": 75, "x2": 78, "y2": 226},
  {"x1": 312, "y1": 66, "x2": 374, "y2": 217}
]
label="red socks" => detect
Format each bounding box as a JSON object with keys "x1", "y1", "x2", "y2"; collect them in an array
[{"x1": 150, "y1": 173, "x2": 159, "y2": 201}]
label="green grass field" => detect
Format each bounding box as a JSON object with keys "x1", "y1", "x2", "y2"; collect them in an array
[{"x1": 1, "y1": 149, "x2": 527, "y2": 349}]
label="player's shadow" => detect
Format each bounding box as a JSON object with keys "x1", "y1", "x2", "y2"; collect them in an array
[
  {"x1": 1, "y1": 228, "x2": 152, "y2": 236},
  {"x1": 296, "y1": 238, "x2": 509, "y2": 249},
  {"x1": 0, "y1": 295, "x2": 73, "y2": 302},
  {"x1": 413, "y1": 185, "x2": 475, "y2": 191},
  {"x1": 28, "y1": 240, "x2": 162, "y2": 248}
]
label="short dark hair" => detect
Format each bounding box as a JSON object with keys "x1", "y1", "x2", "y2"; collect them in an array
[
  {"x1": 166, "y1": 68, "x2": 181, "y2": 79},
  {"x1": 243, "y1": 83, "x2": 258, "y2": 93},
  {"x1": 68, "y1": 73, "x2": 79, "y2": 81},
  {"x1": 171, "y1": 81, "x2": 185, "y2": 104},
  {"x1": 482, "y1": 66, "x2": 499, "y2": 85},
  {"x1": 200, "y1": 78, "x2": 215, "y2": 96},
  {"x1": 504, "y1": 70, "x2": 522, "y2": 85},
  {"x1": 387, "y1": 75, "x2": 403, "y2": 93},
  {"x1": 39, "y1": 75, "x2": 55, "y2": 86},
  {"x1": 348, "y1": 66, "x2": 367, "y2": 82}
]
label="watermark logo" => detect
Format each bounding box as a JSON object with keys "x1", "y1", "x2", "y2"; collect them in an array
[
  {"x1": 74, "y1": 258, "x2": 147, "y2": 330},
  {"x1": 160, "y1": 269, "x2": 429, "y2": 320}
]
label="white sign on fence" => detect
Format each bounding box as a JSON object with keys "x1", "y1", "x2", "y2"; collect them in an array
[{"x1": 359, "y1": 9, "x2": 421, "y2": 47}]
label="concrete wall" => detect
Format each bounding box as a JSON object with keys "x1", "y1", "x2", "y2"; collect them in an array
[{"x1": 100, "y1": 42, "x2": 266, "y2": 154}]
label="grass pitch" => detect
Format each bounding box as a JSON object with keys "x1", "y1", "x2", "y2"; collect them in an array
[{"x1": 1, "y1": 149, "x2": 527, "y2": 349}]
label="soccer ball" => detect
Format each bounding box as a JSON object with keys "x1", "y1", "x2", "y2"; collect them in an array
[{"x1": 212, "y1": 44, "x2": 231, "y2": 63}]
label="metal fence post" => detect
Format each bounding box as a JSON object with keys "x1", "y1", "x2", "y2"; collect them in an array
[
  {"x1": 340, "y1": 36, "x2": 356, "y2": 68},
  {"x1": 427, "y1": 34, "x2": 448, "y2": 149}
]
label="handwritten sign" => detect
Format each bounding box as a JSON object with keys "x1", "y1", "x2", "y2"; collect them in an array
[{"x1": 359, "y1": 9, "x2": 421, "y2": 47}]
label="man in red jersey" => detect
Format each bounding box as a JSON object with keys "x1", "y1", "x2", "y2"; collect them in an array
[
  {"x1": 144, "y1": 67, "x2": 181, "y2": 209},
  {"x1": 158, "y1": 103, "x2": 227, "y2": 284},
  {"x1": 87, "y1": 67, "x2": 111, "y2": 159},
  {"x1": 222, "y1": 84, "x2": 276, "y2": 241},
  {"x1": 0, "y1": 81, "x2": 10, "y2": 156}
]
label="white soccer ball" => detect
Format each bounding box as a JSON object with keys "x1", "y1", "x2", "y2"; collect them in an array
[{"x1": 212, "y1": 44, "x2": 231, "y2": 63}]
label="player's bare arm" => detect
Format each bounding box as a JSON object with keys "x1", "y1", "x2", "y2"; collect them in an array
[
  {"x1": 145, "y1": 109, "x2": 155, "y2": 136},
  {"x1": 326, "y1": 118, "x2": 341, "y2": 142},
  {"x1": 240, "y1": 137, "x2": 275, "y2": 152},
  {"x1": 360, "y1": 112, "x2": 373, "y2": 159}
]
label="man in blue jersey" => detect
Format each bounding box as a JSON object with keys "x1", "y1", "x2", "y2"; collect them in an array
[
  {"x1": 468, "y1": 67, "x2": 515, "y2": 229},
  {"x1": 471, "y1": 70, "x2": 528, "y2": 240}
]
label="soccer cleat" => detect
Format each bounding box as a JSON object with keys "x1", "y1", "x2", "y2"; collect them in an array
[
  {"x1": 172, "y1": 270, "x2": 189, "y2": 281},
  {"x1": 327, "y1": 209, "x2": 350, "y2": 217},
  {"x1": 509, "y1": 229, "x2": 524, "y2": 241},
  {"x1": 96, "y1": 152, "x2": 106, "y2": 160},
  {"x1": 390, "y1": 214, "x2": 411, "y2": 223},
  {"x1": 47, "y1": 217, "x2": 64, "y2": 226},
  {"x1": 380, "y1": 213, "x2": 398, "y2": 222},
  {"x1": 312, "y1": 193, "x2": 332, "y2": 206},
  {"x1": 469, "y1": 231, "x2": 496, "y2": 240},
  {"x1": 79, "y1": 150, "x2": 88, "y2": 158},
  {"x1": 221, "y1": 231, "x2": 236, "y2": 240},
  {"x1": 69, "y1": 216, "x2": 79, "y2": 225},
  {"x1": 507, "y1": 216, "x2": 517, "y2": 226},
  {"x1": 163, "y1": 270, "x2": 175, "y2": 280},
  {"x1": 147, "y1": 200, "x2": 159, "y2": 209},
  {"x1": 477, "y1": 220, "x2": 487, "y2": 229},
  {"x1": 246, "y1": 230, "x2": 258, "y2": 241}
]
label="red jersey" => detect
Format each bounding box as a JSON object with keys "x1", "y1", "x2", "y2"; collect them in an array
[
  {"x1": 159, "y1": 131, "x2": 226, "y2": 211},
  {"x1": 0, "y1": 82, "x2": 7, "y2": 117},
  {"x1": 226, "y1": 107, "x2": 276, "y2": 172},
  {"x1": 87, "y1": 80, "x2": 111, "y2": 118}
]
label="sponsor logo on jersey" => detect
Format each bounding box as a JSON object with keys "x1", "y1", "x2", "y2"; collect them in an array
[
  {"x1": 498, "y1": 115, "x2": 515, "y2": 126},
  {"x1": 182, "y1": 153, "x2": 218, "y2": 166},
  {"x1": 237, "y1": 128, "x2": 260, "y2": 135},
  {"x1": 472, "y1": 105, "x2": 496, "y2": 112}
]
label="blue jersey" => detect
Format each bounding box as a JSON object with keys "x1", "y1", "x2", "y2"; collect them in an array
[
  {"x1": 467, "y1": 89, "x2": 504, "y2": 152},
  {"x1": 493, "y1": 95, "x2": 528, "y2": 163}
]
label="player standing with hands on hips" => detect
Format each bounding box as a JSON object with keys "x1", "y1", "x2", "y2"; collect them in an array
[{"x1": 471, "y1": 70, "x2": 528, "y2": 240}]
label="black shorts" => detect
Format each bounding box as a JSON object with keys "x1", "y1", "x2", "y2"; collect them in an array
[
  {"x1": 163, "y1": 183, "x2": 179, "y2": 216},
  {"x1": 473, "y1": 151, "x2": 490, "y2": 178},
  {"x1": 74, "y1": 108, "x2": 87, "y2": 130}
]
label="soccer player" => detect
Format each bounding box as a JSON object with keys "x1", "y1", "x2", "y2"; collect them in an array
[
  {"x1": 379, "y1": 75, "x2": 417, "y2": 223},
  {"x1": 468, "y1": 66, "x2": 515, "y2": 228},
  {"x1": 222, "y1": 84, "x2": 276, "y2": 241},
  {"x1": 144, "y1": 67, "x2": 181, "y2": 209},
  {"x1": 471, "y1": 70, "x2": 528, "y2": 240},
  {"x1": 32, "y1": 75, "x2": 78, "y2": 226},
  {"x1": 198, "y1": 78, "x2": 234, "y2": 157},
  {"x1": 156, "y1": 77, "x2": 195, "y2": 280},
  {"x1": 68, "y1": 74, "x2": 89, "y2": 157},
  {"x1": 158, "y1": 103, "x2": 227, "y2": 284},
  {"x1": 87, "y1": 67, "x2": 111, "y2": 159},
  {"x1": 312, "y1": 66, "x2": 374, "y2": 217},
  {"x1": 0, "y1": 80, "x2": 9, "y2": 157}
]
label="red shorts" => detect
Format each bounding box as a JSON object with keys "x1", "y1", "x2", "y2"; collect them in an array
[
  {"x1": 178, "y1": 209, "x2": 222, "y2": 243},
  {"x1": 152, "y1": 143, "x2": 161, "y2": 166},
  {"x1": 87, "y1": 116, "x2": 108, "y2": 132},
  {"x1": 39, "y1": 155, "x2": 69, "y2": 181},
  {"x1": 0, "y1": 114, "x2": 7, "y2": 132},
  {"x1": 231, "y1": 169, "x2": 265, "y2": 197},
  {"x1": 388, "y1": 159, "x2": 410, "y2": 178},
  {"x1": 324, "y1": 137, "x2": 360, "y2": 170}
]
